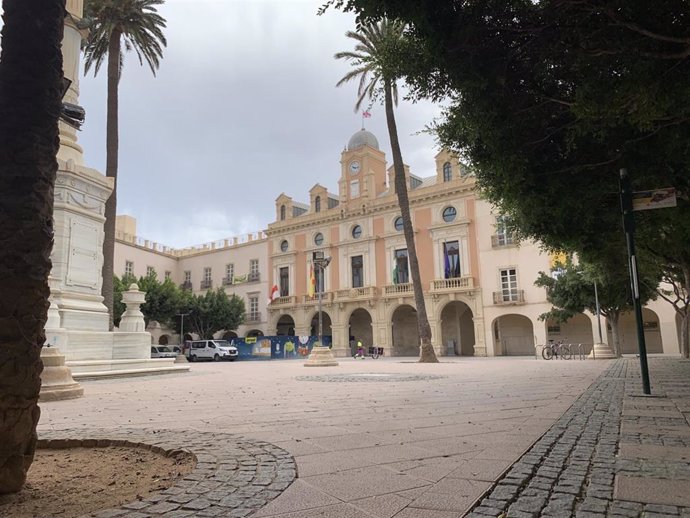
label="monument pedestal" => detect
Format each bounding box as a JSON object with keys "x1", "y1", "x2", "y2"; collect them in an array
[{"x1": 304, "y1": 346, "x2": 339, "y2": 367}]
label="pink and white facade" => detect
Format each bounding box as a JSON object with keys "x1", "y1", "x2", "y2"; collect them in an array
[{"x1": 115, "y1": 128, "x2": 682, "y2": 357}]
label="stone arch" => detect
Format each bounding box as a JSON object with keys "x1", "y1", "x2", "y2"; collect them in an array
[
  {"x1": 276, "y1": 314, "x2": 296, "y2": 336},
  {"x1": 391, "y1": 304, "x2": 420, "y2": 356},
  {"x1": 348, "y1": 308, "x2": 373, "y2": 355},
  {"x1": 440, "y1": 301, "x2": 475, "y2": 356},
  {"x1": 222, "y1": 331, "x2": 238, "y2": 340},
  {"x1": 158, "y1": 334, "x2": 170, "y2": 345},
  {"x1": 546, "y1": 313, "x2": 594, "y2": 353},
  {"x1": 309, "y1": 310, "x2": 332, "y2": 339},
  {"x1": 612, "y1": 308, "x2": 663, "y2": 354},
  {"x1": 492, "y1": 314, "x2": 535, "y2": 356},
  {"x1": 246, "y1": 329, "x2": 264, "y2": 338}
]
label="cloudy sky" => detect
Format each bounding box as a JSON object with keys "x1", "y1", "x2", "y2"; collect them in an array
[{"x1": 13, "y1": 0, "x2": 445, "y2": 248}]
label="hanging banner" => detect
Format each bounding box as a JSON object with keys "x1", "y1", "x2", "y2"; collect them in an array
[{"x1": 632, "y1": 188, "x2": 677, "y2": 211}]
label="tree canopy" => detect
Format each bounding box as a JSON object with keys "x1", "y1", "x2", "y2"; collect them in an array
[{"x1": 180, "y1": 289, "x2": 245, "y2": 340}]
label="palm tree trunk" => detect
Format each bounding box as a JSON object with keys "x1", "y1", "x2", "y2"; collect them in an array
[
  {"x1": 101, "y1": 30, "x2": 121, "y2": 330},
  {"x1": 0, "y1": 0, "x2": 65, "y2": 493},
  {"x1": 384, "y1": 80, "x2": 438, "y2": 363}
]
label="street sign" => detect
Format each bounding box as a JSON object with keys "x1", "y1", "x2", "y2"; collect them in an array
[{"x1": 632, "y1": 187, "x2": 677, "y2": 211}]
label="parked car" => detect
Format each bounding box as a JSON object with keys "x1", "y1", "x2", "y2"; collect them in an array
[
  {"x1": 186, "y1": 340, "x2": 238, "y2": 362},
  {"x1": 151, "y1": 346, "x2": 178, "y2": 359},
  {"x1": 171, "y1": 345, "x2": 182, "y2": 354}
]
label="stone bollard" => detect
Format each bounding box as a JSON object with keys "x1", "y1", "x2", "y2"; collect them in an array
[
  {"x1": 119, "y1": 283, "x2": 146, "y2": 333},
  {"x1": 40, "y1": 347, "x2": 84, "y2": 401}
]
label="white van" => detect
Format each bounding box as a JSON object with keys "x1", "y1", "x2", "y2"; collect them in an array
[{"x1": 186, "y1": 340, "x2": 238, "y2": 362}]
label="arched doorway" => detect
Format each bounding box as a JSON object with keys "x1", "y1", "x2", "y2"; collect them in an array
[
  {"x1": 546, "y1": 313, "x2": 594, "y2": 354},
  {"x1": 392, "y1": 305, "x2": 419, "y2": 356},
  {"x1": 183, "y1": 333, "x2": 193, "y2": 342},
  {"x1": 222, "y1": 331, "x2": 238, "y2": 340},
  {"x1": 310, "y1": 311, "x2": 332, "y2": 340},
  {"x1": 349, "y1": 308, "x2": 373, "y2": 355},
  {"x1": 246, "y1": 329, "x2": 264, "y2": 338},
  {"x1": 158, "y1": 334, "x2": 170, "y2": 345},
  {"x1": 277, "y1": 314, "x2": 296, "y2": 336},
  {"x1": 440, "y1": 301, "x2": 475, "y2": 356},
  {"x1": 613, "y1": 309, "x2": 663, "y2": 354},
  {"x1": 493, "y1": 314, "x2": 534, "y2": 355}
]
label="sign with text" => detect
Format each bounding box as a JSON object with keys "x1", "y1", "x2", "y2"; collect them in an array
[{"x1": 632, "y1": 188, "x2": 677, "y2": 211}]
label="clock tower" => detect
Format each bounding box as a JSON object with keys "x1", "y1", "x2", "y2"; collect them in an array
[{"x1": 339, "y1": 129, "x2": 387, "y2": 206}]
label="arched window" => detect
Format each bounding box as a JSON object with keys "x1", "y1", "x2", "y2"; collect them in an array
[
  {"x1": 443, "y1": 162, "x2": 452, "y2": 182},
  {"x1": 280, "y1": 205, "x2": 286, "y2": 221},
  {"x1": 315, "y1": 196, "x2": 321, "y2": 213}
]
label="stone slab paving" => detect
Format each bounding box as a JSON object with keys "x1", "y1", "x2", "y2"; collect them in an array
[
  {"x1": 466, "y1": 358, "x2": 690, "y2": 518},
  {"x1": 37, "y1": 357, "x2": 610, "y2": 517}
]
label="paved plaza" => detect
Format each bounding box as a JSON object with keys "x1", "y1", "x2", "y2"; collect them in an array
[{"x1": 38, "y1": 357, "x2": 690, "y2": 517}]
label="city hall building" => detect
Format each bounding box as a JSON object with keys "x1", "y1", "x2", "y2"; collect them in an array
[{"x1": 115, "y1": 129, "x2": 680, "y2": 357}]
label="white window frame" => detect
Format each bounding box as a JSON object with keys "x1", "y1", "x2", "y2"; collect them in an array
[
  {"x1": 125, "y1": 261, "x2": 134, "y2": 276},
  {"x1": 499, "y1": 267, "x2": 519, "y2": 301}
]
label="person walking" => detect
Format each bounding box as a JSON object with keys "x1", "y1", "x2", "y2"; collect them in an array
[{"x1": 355, "y1": 339, "x2": 365, "y2": 359}]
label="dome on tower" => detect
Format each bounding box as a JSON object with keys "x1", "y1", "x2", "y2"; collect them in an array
[{"x1": 347, "y1": 129, "x2": 379, "y2": 151}]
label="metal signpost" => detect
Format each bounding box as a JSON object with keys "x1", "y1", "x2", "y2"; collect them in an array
[{"x1": 618, "y1": 169, "x2": 677, "y2": 395}]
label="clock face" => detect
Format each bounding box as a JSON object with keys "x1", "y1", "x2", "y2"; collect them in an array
[{"x1": 349, "y1": 160, "x2": 361, "y2": 175}]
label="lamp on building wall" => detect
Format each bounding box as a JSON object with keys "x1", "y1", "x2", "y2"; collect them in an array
[{"x1": 304, "y1": 251, "x2": 338, "y2": 367}]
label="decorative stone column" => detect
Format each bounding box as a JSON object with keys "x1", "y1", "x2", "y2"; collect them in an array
[{"x1": 119, "y1": 284, "x2": 146, "y2": 332}]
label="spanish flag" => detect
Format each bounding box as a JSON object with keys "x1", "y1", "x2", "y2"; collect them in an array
[{"x1": 308, "y1": 264, "x2": 316, "y2": 298}]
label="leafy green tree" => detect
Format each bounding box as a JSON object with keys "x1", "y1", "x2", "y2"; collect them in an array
[
  {"x1": 83, "y1": 0, "x2": 167, "y2": 330},
  {"x1": 179, "y1": 289, "x2": 245, "y2": 340},
  {"x1": 0, "y1": 0, "x2": 65, "y2": 494},
  {"x1": 335, "y1": 19, "x2": 438, "y2": 362},
  {"x1": 535, "y1": 254, "x2": 658, "y2": 357}
]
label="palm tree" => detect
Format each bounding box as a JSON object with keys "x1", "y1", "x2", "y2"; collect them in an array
[
  {"x1": 82, "y1": 0, "x2": 167, "y2": 329},
  {"x1": 0, "y1": 0, "x2": 65, "y2": 493},
  {"x1": 336, "y1": 20, "x2": 438, "y2": 363}
]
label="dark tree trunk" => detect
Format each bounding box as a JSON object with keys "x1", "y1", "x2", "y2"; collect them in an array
[
  {"x1": 101, "y1": 30, "x2": 121, "y2": 330},
  {"x1": 384, "y1": 80, "x2": 438, "y2": 363},
  {"x1": 0, "y1": 0, "x2": 65, "y2": 494}
]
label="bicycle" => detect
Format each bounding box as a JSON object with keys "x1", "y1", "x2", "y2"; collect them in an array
[
  {"x1": 542, "y1": 339, "x2": 572, "y2": 360},
  {"x1": 367, "y1": 346, "x2": 383, "y2": 359}
]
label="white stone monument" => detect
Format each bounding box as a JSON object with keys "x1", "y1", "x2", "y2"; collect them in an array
[{"x1": 43, "y1": 2, "x2": 188, "y2": 378}]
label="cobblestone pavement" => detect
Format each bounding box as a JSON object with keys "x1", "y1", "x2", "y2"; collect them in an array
[
  {"x1": 38, "y1": 429, "x2": 296, "y2": 518},
  {"x1": 466, "y1": 358, "x2": 690, "y2": 518}
]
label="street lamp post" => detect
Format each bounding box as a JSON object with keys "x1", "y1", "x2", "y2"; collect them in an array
[
  {"x1": 177, "y1": 312, "x2": 189, "y2": 352},
  {"x1": 304, "y1": 251, "x2": 338, "y2": 367}
]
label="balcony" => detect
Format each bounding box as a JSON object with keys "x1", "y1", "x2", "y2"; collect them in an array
[
  {"x1": 383, "y1": 283, "x2": 413, "y2": 296},
  {"x1": 301, "y1": 292, "x2": 333, "y2": 305},
  {"x1": 180, "y1": 281, "x2": 192, "y2": 290},
  {"x1": 431, "y1": 276, "x2": 474, "y2": 292},
  {"x1": 491, "y1": 234, "x2": 516, "y2": 248},
  {"x1": 248, "y1": 271, "x2": 260, "y2": 282},
  {"x1": 245, "y1": 312, "x2": 262, "y2": 324},
  {"x1": 200, "y1": 280, "x2": 213, "y2": 289},
  {"x1": 335, "y1": 286, "x2": 378, "y2": 301},
  {"x1": 222, "y1": 276, "x2": 234, "y2": 286},
  {"x1": 493, "y1": 290, "x2": 525, "y2": 305},
  {"x1": 271, "y1": 295, "x2": 296, "y2": 307}
]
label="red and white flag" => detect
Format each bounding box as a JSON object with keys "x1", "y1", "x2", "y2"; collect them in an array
[
  {"x1": 268, "y1": 284, "x2": 279, "y2": 303},
  {"x1": 362, "y1": 110, "x2": 371, "y2": 118}
]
